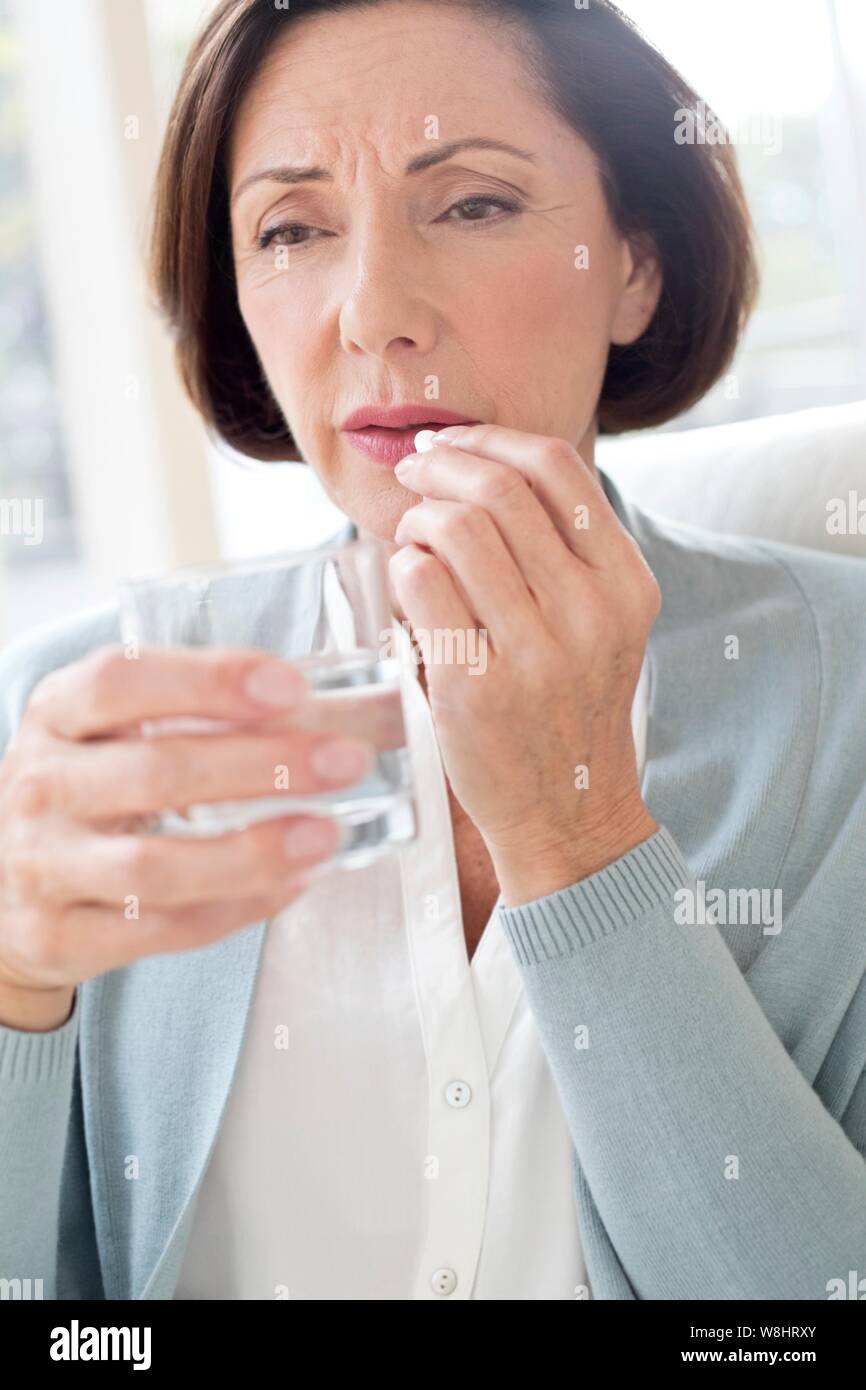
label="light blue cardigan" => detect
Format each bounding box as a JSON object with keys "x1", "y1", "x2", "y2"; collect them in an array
[{"x1": 2, "y1": 468, "x2": 866, "y2": 1301}]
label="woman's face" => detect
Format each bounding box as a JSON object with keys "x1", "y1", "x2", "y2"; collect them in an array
[{"x1": 228, "y1": 0, "x2": 660, "y2": 543}]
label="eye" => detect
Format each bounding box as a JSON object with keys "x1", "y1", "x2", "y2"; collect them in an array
[
  {"x1": 256, "y1": 222, "x2": 324, "y2": 252},
  {"x1": 438, "y1": 195, "x2": 522, "y2": 225},
  {"x1": 256, "y1": 194, "x2": 522, "y2": 253}
]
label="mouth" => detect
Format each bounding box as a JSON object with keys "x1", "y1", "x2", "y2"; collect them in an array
[
  {"x1": 340, "y1": 405, "x2": 482, "y2": 468},
  {"x1": 342, "y1": 422, "x2": 481, "y2": 468}
]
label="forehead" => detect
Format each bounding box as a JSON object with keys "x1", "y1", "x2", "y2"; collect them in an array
[{"x1": 227, "y1": 3, "x2": 557, "y2": 181}]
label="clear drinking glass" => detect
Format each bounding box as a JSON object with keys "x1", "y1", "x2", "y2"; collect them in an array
[{"x1": 117, "y1": 537, "x2": 418, "y2": 870}]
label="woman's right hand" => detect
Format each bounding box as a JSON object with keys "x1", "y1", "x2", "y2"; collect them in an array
[{"x1": 0, "y1": 644, "x2": 375, "y2": 1018}]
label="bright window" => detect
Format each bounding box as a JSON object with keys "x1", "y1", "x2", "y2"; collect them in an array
[{"x1": 617, "y1": 0, "x2": 866, "y2": 430}]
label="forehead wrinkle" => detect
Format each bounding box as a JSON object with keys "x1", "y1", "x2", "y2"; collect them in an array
[
  {"x1": 232, "y1": 125, "x2": 427, "y2": 195},
  {"x1": 231, "y1": 66, "x2": 430, "y2": 189},
  {"x1": 228, "y1": 8, "x2": 554, "y2": 195}
]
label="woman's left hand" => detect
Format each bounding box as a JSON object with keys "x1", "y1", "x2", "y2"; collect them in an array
[{"x1": 388, "y1": 423, "x2": 662, "y2": 905}]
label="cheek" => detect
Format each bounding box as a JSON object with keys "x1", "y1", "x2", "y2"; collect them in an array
[
  {"x1": 513, "y1": 252, "x2": 611, "y2": 352},
  {"x1": 238, "y1": 282, "x2": 319, "y2": 399},
  {"x1": 457, "y1": 251, "x2": 612, "y2": 401}
]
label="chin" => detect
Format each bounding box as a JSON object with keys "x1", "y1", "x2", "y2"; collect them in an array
[{"x1": 338, "y1": 476, "x2": 419, "y2": 545}]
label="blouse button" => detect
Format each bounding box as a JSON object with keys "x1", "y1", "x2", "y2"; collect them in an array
[
  {"x1": 444, "y1": 1079, "x2": 472, "y2": 1108},
  {"x1": 431, "y1": 1267, "x2": 458, "y2": 1296}
]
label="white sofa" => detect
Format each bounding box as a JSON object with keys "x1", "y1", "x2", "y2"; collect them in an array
[{"x1": 598, "y1": 399, "x2": 866, "y2": 561}]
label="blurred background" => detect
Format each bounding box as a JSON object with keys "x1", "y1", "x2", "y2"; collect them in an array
[{"x1": 1, "y1": 0, "x2": 865, "y2": 644}]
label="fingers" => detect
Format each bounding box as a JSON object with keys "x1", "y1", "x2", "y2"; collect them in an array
[
  {"x1": 388, "y1": 543, "x2": 478, "y2": 658},
  {"x1": 255, "y1": 681, "x2": 406, "y2": 753},
  {"x1": 404, "y1": 425, "x2": 622, "y2": 563},
  {"x1": 26, "y1": 644, "x2": 310, "y2": 740},
  {"x1": 393, "y1": 499, "x2": 537, "y2": 646},
  {"x1": 396, "y1": 439, "x2": 573, "y2": 596},
  {"x1": 10, "y1": 725, "x2": 374, "y2": 822},
  {"x1": 8, "y1": 814, "x2": 344, "y2": 909}
]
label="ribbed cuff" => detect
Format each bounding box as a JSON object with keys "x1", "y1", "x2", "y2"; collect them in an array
[
  {"x1": 497, "y1": 825, "x2": 693, "y2": 964},
  {"x1": 0, "y1": 987, "x2": 80, "y2": 1083}
]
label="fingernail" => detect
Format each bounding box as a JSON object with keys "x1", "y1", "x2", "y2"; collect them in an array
[
  {"x1": 311, "y1": 737, "x2": 371, "y2": 782},
  {"x1": 283, "y1": 818, "x2": 338, "y2": 858},
  {"x1": 430, "y1": 426, "x2": 462, "y2": 442},
  {"x1": 244, "y1": 661, "x2": 307, "y2": 707}
]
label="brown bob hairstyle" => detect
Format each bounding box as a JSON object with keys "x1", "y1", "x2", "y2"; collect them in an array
[{"x1": 148, "y1": 0, "x2": 760, "y2": 463}]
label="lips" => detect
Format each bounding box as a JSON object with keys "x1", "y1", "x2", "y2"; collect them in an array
[
  {"x1": 341, "y1": 424, "x2": 455, "y2": 468},
  {"x1": 339, "y1": 403, "x2": 481, "y2": 431},
  {"x1": 340, "y1": 403, "x2": 482, "y2": 468}
]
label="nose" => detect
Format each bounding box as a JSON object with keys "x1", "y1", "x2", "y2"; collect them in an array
[{"x1": 337, "y1": 217, "x2": 438, "y2": 360}]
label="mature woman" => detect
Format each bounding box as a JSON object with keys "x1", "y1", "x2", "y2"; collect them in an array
[{"x1": 1, "y1": 0, "x2": 865, "y2": 1302}]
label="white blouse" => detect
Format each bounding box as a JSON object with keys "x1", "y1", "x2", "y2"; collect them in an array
[{"x1": 175, "y1": 629, "x2": 650, "y2": 1300}]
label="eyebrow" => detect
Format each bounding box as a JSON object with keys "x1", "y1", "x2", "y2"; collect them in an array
[{"x1": 230, "y1": 137, "x2": 538, "y2": 205}]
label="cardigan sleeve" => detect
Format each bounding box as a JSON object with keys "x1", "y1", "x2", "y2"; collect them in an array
[
  {"x1": 496, "y1": 824, "x2": 866, "y2": 1300},
  {"x1": 0, "y1": 1000, "x2": 86, "y2": 1298},
  {"x1": 0, "y1": 611, "x2": 115, "y2": 1300}
]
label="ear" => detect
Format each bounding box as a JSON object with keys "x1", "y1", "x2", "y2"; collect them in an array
[{"x1": 609, "y1": 231, "x2": 663, "y2": 347}]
